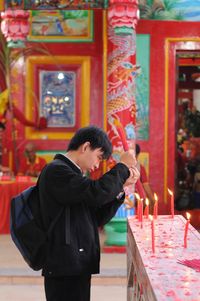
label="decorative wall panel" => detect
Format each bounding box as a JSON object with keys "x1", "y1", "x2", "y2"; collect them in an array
[
  {"x1": 25, "y1": 55, "x2": 90, "y2": 140},
  {"x1": 28, "y1": 10, "x2": 93, "y2": 42},
  {"x1": 39, "y1": 70, "x2": 76, "y2": 128},
  {"x1": 136, "y1": 34, "x2": 150, "y2": 140}
]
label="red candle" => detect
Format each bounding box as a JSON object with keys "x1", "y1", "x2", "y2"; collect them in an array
[
  {"x1": 140, "y1": 198, "x2": 143, "y2": 228},
  {"x1": 114, "y1": 119, "x2": 147, "y2": 219},
  {"x1": 184, "y1": 212, "x2": 191, "y2": 248},
  {"x1": 135, "y1": 179, "x2": 146, "y2": 200},
  {"x1": 114, "y1": 120, "x2": 147, "y2": 204},
  {"x1": 144, "y1": 198, "x2": 149, "y2": 218},
  {"x1": 149, "y1": 215, "x2": 155, "y2": 253},
  {"x1": 138, "y1": 199, "x2": 142, "y2": 222},
  {"x1": 135, "y1": 193, "x2": 140, "y2": 219},
  {"x1": 137, "y1": 200, "x2": 140, "y2": 219},
  {"x1": 135, "y1": 193, "x2": 143, "y2": 227},
  {"x1": 153, "y1": 193, "x2": 158, "y2": 219},
  {"x1": 115, "y1": 123, "x2": 129, "y2": 151},
  {"x1": 168, "y1": 188, "x2": 174, "y2": 218}
]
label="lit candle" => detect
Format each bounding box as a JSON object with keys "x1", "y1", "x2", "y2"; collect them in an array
[
  {"x1": 153, "y1": 193, "x2": 158, "y2": 219},
  {"x1": 135, "y1": 193, "x2": 140, "y2": 219},
  {"x1": 168, "y1": 188, "x2": 174, "y2": 219},
  {"x1": 135, "y1": 193, "x2": 143, "y2": 226},
  {"x1": 184, "y1": 212, "x2": 191, "y2": 248},
  {"x1": 144, "y1": 198, "x2": 149, "y2": 218},
  {"x1": 149, "y1": 215, "x2": 155, "y2": 253}
]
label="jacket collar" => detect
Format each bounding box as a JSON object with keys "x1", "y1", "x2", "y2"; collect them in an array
[{"x1": 54, "y1": 153, "x2": 82, "y2": 174}]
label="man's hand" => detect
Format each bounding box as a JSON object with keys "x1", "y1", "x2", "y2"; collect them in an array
[
  {"x1": 124, "y1": 196, "x2": 134, "y2": 209},
  {"x1": 120, "y1": 150, "x2": 137, "y2": 169},
  {"x1": 123, "y1": 166, "x2": 140, "y2": 187}
]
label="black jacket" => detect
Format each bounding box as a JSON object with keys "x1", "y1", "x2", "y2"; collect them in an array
[{"x1": 38, "y1": 154, "x2": 130, "y2": 277}]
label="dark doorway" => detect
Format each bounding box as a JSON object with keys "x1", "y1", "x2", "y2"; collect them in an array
[{"x1": 175, "y1": 52, "x2": 200, "y2": 211}]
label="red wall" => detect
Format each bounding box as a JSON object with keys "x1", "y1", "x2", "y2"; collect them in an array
[
  {"x1": 3, "y1": 16, "x2": 200, "y2": 215},
  {"x1": 3, "y1": 10, "x2": 104, "y2": 170},
  {"x1": 137, "y1": 20, "x2": 200, "y2": 214}
]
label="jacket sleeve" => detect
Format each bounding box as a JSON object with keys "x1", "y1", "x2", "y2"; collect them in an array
[
  {"x1": 95, "y1": 193, "x2": 125, "y2": 226},
  {"x1": 44, "y1": 163, "x2": 129, "y2": 207}
]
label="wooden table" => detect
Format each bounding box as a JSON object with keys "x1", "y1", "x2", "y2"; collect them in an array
[
  {"x1": 127, "y1": 215, "x2": 200, "y2": 301},
  {"x1": 0, "y1": 179, "x2": 35, "y2": 234}
]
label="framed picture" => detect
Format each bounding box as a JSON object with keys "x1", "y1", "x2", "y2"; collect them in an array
[
  {"x1": 39, "y1": 70, "x2": 76, "y2": 128},
  {"x1": 24, "y1": 0, "x2": 104, "y2": 10},
  {"x1": 25, "y1": 55, "x2": 91, "y2": 140},
  {"x1": 5, "y1": 0, "x2": 24, "y2": 9},
  {"x1": 28, "y1": 10, "x2": 93, "y2": 42}
]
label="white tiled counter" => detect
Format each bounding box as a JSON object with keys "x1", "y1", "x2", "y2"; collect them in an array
[{"x1": 127, "y1": 215, "x2": 200, "y2": 301}]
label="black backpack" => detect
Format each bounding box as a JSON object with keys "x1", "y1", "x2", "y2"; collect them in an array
[{"x1": 10, "y1": 184, "x2": 63, "y2": 271}]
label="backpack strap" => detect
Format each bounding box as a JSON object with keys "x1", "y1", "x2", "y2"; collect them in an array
[{"x1": 37, "y1": 165, "x2": 70, "y2": 245}]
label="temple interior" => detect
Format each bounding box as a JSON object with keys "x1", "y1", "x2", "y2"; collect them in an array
[{"x1": 0, "y1": 1, "x2": 200, "y2": 300}]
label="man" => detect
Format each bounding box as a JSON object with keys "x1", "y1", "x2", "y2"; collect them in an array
[
  {"x1": 18, "y1": 142, "x2": 46, "y2": 177},
  {"x1": 38, "y1": 126, "x2": 139, "y2": 301}
]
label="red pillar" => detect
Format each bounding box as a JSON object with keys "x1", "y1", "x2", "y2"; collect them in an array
[{"x1": 107, "y1": 0, "x2": 139, "y2": 167}]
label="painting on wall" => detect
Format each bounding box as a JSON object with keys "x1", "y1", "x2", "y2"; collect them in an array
[
  {"x1": 139, "y1": 0, "x2": 200, "y2": 21},
  {"x1": 5, "y1": 0, "x2": 23, "y2": 9},
  {"x1": 136, "y1": 34, "x2": 150, "y2": 140},
  {"x1": 25, "y1": 55, "x2": 90, "y2": 140},
  {"x1": 24, "y1": 0, "x2": 104, "y2": 10},
  {"x1": 25, "y1": 0, "x2": 65, "y2": 9},
  {"x1": 40, "y1": 70, "x2": 76, "y2": 128},
  {"x1": 28, "y1": 10, "x2": 93, "y2": 42}
]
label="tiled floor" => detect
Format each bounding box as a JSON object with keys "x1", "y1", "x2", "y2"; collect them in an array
[
  {"x1": 0, "y1": 284, "x2": 126, "y2": 301},
  {"x1": 0, "y1": 235, "x2": 127, "y2": 301}
]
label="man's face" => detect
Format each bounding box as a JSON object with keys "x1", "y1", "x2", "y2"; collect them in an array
[{"x1": 79, "y1": 143, "x2": 104, "y2": 174}]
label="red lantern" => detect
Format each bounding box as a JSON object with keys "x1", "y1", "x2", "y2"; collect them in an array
[
  {"x1": 108, "y1": 0, "x2": 139, "y2": 35},
  {"x1": 1, "y1": 9, "x2": 29, "y2": 43}
]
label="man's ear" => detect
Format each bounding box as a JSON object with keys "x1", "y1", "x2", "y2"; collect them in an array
[{"x1": 81, "y1": 141, "x2": 90, "y2": 153}]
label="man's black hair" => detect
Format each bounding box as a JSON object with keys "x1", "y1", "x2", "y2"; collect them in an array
[
  {"x1": 0, "y1": 122, "x2": 5, "y2": 130},
  {"x1": 67, "y1": 126, "x2": 112, "y2": 160},
  {"x1": 135, "y1": 143, "x2": 140, "y2": 156}
]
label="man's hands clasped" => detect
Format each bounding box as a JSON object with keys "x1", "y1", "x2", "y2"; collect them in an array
[{"x1": 120, "y1": 150, "x2": 140, "y2": 187}]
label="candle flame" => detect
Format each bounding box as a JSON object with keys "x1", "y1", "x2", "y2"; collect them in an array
[
  {"x1": 145, "y1": 198, "x2": 149, "y2": 206},
  {"x1": 186, "y1": 212, "x2": 191, "y2": 220},
  {"x1": 167, "y1": 188, "x2": 173, "y2": 196},
  {"x1": 134, "y1": 193, "x2": 140, "y2": 200},
  {"x1": 149, "y1": 214, "x2": 153, "y2": 221},
  {"x1": 154, "y1": 193, "x2": 158, "y2": 202}
]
